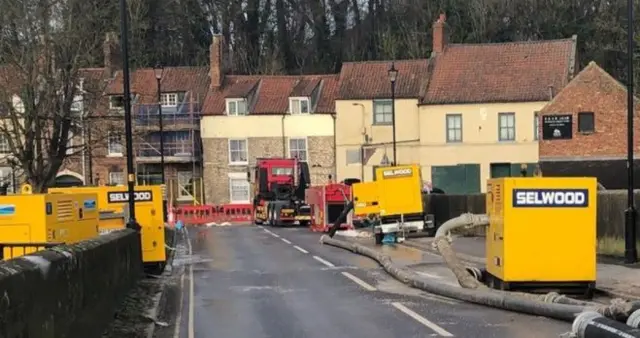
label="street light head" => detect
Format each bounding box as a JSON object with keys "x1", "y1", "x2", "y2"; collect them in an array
[
  {"x1": 388, "y1": 63, "x2": 398, "y2": 83},
  {"x1": 153, "y1": 63, "x2": 164, "y2": 80}
]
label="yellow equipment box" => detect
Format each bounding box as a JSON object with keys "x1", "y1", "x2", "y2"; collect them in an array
[
  {"x1": 0, "y1": 192, "x2": 99, "y2": 259},
  {"x1": 352, "y1": 182, "x2": 380, "y2": 217},
  {"x1": 485, "y1": 177, "x2": 597, "y2": 293},
  {"x1": 373, "y1": 164, "x2": 423, "y2": 217},
  {"x1": 49, "y1": 186, "x2": 166, "y2": 268}
]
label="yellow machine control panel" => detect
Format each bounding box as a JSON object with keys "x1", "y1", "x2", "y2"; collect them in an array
[
  {"x1": 0, "y1": 192, "x2": 100, "y2": 259},
  {"x1": 374, "y1": 164, "x2": 423, "y2": 217},
  {"x1": 49, "y1": 186, "x2": 166, "y2": 265},
  {"x1": 486, "y1": 177, "x2": 597, "y2": 285}
]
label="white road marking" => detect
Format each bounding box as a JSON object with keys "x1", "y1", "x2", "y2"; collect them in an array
[
  {"x1": 293, "y1": 246, "x2": 309, "y2": 254},
  {"x1": 271, "y1": 233, "x2": 280, "y2": 238},
  {"x1": 313, "y1": 255, "x2": 335, "y2": 267},
  {"x1": 341, "y1": 272, "x2": 377, "y2": 291},
  {"x1": 257, "y1": 225, "x2": 263, "y2": 229},
  {"x1": 263, "y1": 229, "x2": 273, "y2": 234},
  {"x1": 281, "y1": 238, "x2": 292, "y2": 244},
  {"x1": 391, "y1": 302, "x2": 454, "y2": 337}
]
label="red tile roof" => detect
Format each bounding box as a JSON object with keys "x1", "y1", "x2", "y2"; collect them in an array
[
  {"x1": 422, "y1": 37, "x2": 578, "y2": 104},
  {"x1": 202, "y1": 74, "x2": 339, "y2": 115},
  {"x1": 104, "y1": 66, "x2": 210, "y2": 104},
  {"x1": 337, "y1": 59, "x2": 430, "y2": 100}
]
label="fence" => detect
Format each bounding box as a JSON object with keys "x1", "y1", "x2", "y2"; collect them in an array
[{"x1": 173, "y1": 204, "x2": 253, "y2": 226}]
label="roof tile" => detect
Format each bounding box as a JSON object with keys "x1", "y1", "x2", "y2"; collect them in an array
[
  {"x1": 422, "y1": 38, "x2": 577, "y2": 104},
  {"x1": 337, "y1": 59, "x2": 429, "y2": 100}
]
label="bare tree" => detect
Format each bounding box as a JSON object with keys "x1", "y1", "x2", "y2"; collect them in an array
[{"x1": 0, "y1": 0, "x2": 109, "y2": 192}]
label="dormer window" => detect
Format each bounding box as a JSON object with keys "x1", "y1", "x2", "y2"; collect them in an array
[
  {"x1": 161, "y1": 93, "x2": 178, "y2": 107},
  {"x1": 289, "y1": 97, "x2": 310, "y2": 114},
  {"x1": 226, "y1": 98, "x2": 248, "y2": 116},
  {"x1": 109, "y1": 94, "x2": 136, "y2": 110}
]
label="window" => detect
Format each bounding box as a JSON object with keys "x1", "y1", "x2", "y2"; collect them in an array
[
  {"x1": 109, "y1": 95, "x2": 124, "y2": 109},
  {"x1": 228, "y1": 139, "x2": 248, "y2": 164},
  {"x1": 446, "y1": 114, "x2": 462, "y2": 143},
  {"x1": 226, "y1": 99, "x2": 248, "y2": 116},
  {"x1": 498, "y1": 113, "x2": 516, "y2": 141},
  {"x1": 373, "y1": 100, "x2": 393, "y2": 125},
  {"x1": 177, "y1": 171, "x2": 194, "y2": 200},
  {"x1": 107, "y1": 131, "x2": 123, "y2": 155},
  {"x1": 161, "y1": 93, "x2": 178, "y2": 107},
  {"x1": 578, "y1": 112, "x2": 595, "y2": 133},
  {"x1": 71, "y1": 94, "x2": 83, "y2": 112},
  {"x1": 0, "y1": 135, "x2": 10, "y2": 154},
  {"x1": 66, "y1": 131, "x2": 75, "y2": 155},
  {"x1": 346, "y1": 149, "x2": 362, "y2": 165},
  {"x1": 12, "y1": 95, "x2": 24, "y2": 114},
  {"x1": 0, "y1": 167, "x2": 13, "y2": 193},
  {"x1": 229, "y1": 176, "x2": 250, "y2": 203},
  {"x1": 109, "y1": 171, "x2": 125, "y2": 185},
  {"x1": 289, "y1": 138, "x2": 307, "y2": 162},
  {"x1": 289, "y1": 97, "x2": 310, "y2": 114},
  {"x1": 534, "y1": 112, "x2": 539, "y2": 141}
]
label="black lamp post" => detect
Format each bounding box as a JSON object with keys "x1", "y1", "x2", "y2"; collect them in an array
[
  {"x1": 388, "y1": 63, "x2": 398, "y2": 166},
  {"x1": 625, "y1": 0, "x2": 638, "y2": 264},
  {"x1": 118, "y1": 0, "x2": 139, "y2": 231},
  {"x1": 153, "y1": 63, "x2": 168, "y2": 222}
]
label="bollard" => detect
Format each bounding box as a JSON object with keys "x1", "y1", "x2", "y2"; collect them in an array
[
  {"x1": 628, "y1": 309, "x2": 640, "y2": 328},
  {"x1": 572, "y1": 311, "x2": 640, "y2": 338}
]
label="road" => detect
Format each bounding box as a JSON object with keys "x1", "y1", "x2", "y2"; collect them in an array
[{"x1": 164, "y1": 225, "x2": 573, "y2": 338}]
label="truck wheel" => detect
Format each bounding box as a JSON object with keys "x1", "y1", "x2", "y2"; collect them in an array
[
  {"x1": 299, "y1": 220, "x2": 310, "y2": 228},
  {"x1": 266, "y1": 205, "x2": 273, "y2": 226},
  {"x1": 374, "y1": 233, "x2": 383, "y2": 245}
]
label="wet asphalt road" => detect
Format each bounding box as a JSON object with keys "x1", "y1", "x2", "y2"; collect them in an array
[{"x1": 171, "y1": 225, "x2": 573, "y2": 338}]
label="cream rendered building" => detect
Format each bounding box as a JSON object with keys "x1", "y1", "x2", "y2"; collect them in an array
[{"x1": 335, "y1": 14, "x2": 578, "y2": 194}]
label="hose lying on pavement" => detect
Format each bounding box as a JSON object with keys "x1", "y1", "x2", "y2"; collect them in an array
[
  {"x1": 319, "y1": 235, "x2": 636, "y2": 322},
  {"x1": 572, "y1": 311, "x2": 640, "y2": 338}
]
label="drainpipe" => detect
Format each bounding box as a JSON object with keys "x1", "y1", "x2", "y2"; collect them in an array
[
  {"x1": 81, "y1": 113, "x2": 86, "y2": 185},
  {"x1": 332, "y1": 114, "x2": 337, "y2": 179},
  {"x1": 360, "y1": 145, "x2": 365, "y2": 181},
  {"x1": 281, "y1": 113, "x2": 286, "y2": 157}
]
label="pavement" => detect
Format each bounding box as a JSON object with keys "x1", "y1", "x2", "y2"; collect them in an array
[
  {"x1": 154, "y1": 225, "x2": 577, "y2": 338},
  {"x1": 401, "y1": 235, "x2": 640, "y2": 301}
]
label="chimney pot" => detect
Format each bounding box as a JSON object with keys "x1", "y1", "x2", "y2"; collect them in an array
[{"x1": 439, "y1": 13, "x2": 446, "y2": 22}]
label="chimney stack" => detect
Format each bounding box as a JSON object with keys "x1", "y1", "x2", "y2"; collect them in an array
[
  {"x1": 103, "y1": 32, "x2": 121, "y2": 77},
  {"x1": 432, "y1": 13, "x2": 447, "y2": 54},
  {"x1": 210, "y1": 35, "x2": 227, "y2": 88}
]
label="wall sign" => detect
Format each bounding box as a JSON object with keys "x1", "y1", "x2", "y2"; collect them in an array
[{"x1": 542, "y1": 115, "x2": 573, "y2": 140}]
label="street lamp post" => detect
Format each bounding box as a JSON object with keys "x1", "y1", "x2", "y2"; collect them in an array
[
  {"x1": 625, "y1": 0, "x2": 638, "y2": 264},
  {"x1": 153, "y1": 63, "x2": 167, "y2": 222},
  {"x1": 118, "y1": 0, "x2": 139, "y2": 231},
  {"x1": 388, "y1": 63, "x2": 398, "y2": 166}
]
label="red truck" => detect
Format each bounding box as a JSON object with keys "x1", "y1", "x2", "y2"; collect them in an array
[
  {"x1": 252, "y1": 157, "x2": 312, "y2": 226},
  {"x1": 305, "y1": 182, "x2": 354, "y2": 232}
]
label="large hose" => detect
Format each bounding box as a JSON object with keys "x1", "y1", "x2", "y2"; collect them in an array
[
  {"x1": 628, "y1": 309, "x2": 640, "y2": 328},
  {"x1": 319, "y1": 235, "x2": 636, "y2": 322},
  {"x1": 327, "y1": 201, "x2": 354, "y2": 238},
  {"x1": 572, "y1": 311, "x2": 640, "y2": 337}
]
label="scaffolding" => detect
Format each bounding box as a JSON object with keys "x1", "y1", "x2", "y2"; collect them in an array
[{"x1": 133, "y1": 91, "x2": 204, "y2": 205}]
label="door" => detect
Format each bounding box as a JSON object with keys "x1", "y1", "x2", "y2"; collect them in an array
[
  {"x1": 490, "y1": 163, "x2": 512, "y2": 178},
  {"x1": 431, "y1": 164, "x2": 481, "y2": 194}
]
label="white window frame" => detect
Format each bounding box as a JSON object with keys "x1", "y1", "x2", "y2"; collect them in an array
[
  {"x1": 109, "y1": 171, "x2": 125, "y2": 185},
  {"x1": 446, "y1": 114, "x2": 463, "y2": 143},
  {"x1": 228, "y1": 172, "x2": 250, "y2": 204},
  {"x1": 346, "y1": 149, "x2": 362, "y2": 165},
  {"x1": 498, "y1": 112, "x2": 516, "y2": 141},
  {"x1": 12, "y1": 95, "x2": 24, "y2": 114},
  {"x1": 228, "y1": 139, "x2": 248, "y2": 165},
  {"x1": 107, "y1": 131, "x2": 123, "y2": 156},
  {"x1": 71, "y1": 94, "x2": 84, "y2": 113},
  {"x1": 161, "y1": 93, "x2": 178, "y2": 107},
  {"x1": 373, "y1": 99, "x2": 393, "y2": 125},
  {"x1": 177, "y1": 171, "x2": 194, "y2": 200},
  {"x1": 66, "y1": 131, "x2": 75, "y2": 155},
  {"x1": 0, "y1": 134, "x2": 10, "y2": 154},
  {"x1": 288, "y1": 137, "x2": 308, "y2": 162},
  {"x1": 289, "y1": 97, "x2": 310, "y2": 114},
  {"x1": 0, "y1": 167, "x2": 14, "y2": 193},
  {"x1": 226, "y1": 98, "x2": 248, "y2": 116}
]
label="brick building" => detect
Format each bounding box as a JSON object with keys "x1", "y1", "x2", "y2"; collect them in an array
[
  {"x1": 200, "y1": 36, "x2": 339, "y2": 205},
  {"x1": 539, "y1": 61, "x2": 640, "y2": 188}
]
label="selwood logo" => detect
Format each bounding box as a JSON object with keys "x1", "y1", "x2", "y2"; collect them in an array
[
  {"x1": 382, "y1": 168, "x2": 413, "y2": 178},
  {"x1": 107, "y1": 191, "x2": 153, "y2": 203},
  {"x1": 513, "y1": 189, "x2": 589, "y2": 208}
]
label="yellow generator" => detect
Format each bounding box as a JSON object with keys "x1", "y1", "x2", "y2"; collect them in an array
[
  {"x1": 49, "y1": 186, "x2": 166, "y2": 272},
  {"x1": 0, "y1": 188, "x2": 99, "y2": 260},
  {"x1": 485, "y1": 177, "x2": 597, "y2": 296},
  {"x1": 352, "y1": 164, "x2": 432, "y2": 244}
]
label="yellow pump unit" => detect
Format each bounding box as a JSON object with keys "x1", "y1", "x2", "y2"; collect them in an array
[
  {"x1": 48, "y1": 185, "x2": 166, "y2": 271},
  {"x1": 352, "y1": 164, "x2": 432, "y2": 244},
  {"x1": 485, "y1": 177, "x2": 597, "y2": 295},
  {"x1": 0, "y1": 186, "x2": 99, "y2": 260}
]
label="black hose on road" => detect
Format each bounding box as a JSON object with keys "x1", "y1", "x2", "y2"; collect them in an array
[
  {"x1": 572, "y1": 311, "x2": 640, "y2": 338},
  {"x1": 327, "y1": 201, "x2": 354, "y2": 238},
  {"x1": 319, "y1": 235, "x2": 636, "y2": 323}
]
